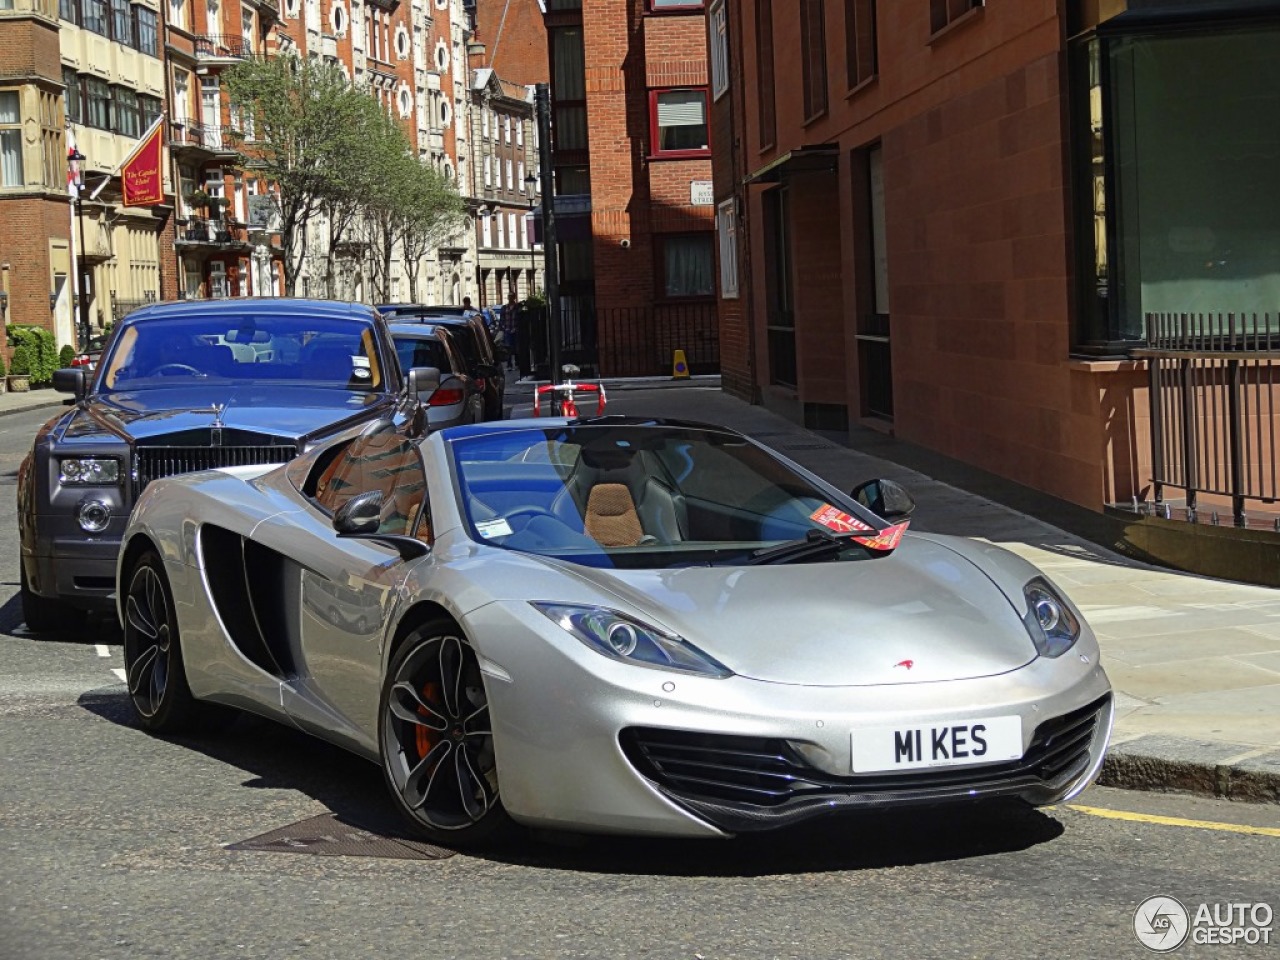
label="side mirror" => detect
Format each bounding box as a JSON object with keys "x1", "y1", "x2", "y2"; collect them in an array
[
  {"x1": 850, "y1": 478, "x2": 916, "y2": 520},
  {"x1": 53, "y1": 367, "x2": 87, "y2": 400},
  {"x1": 332, "y1": 488, "x2": 430, "y2": 561},
  {"x1": 407, "y1": 366, "x2": 441, "y2": 404},
  {"x1": 332, "y1": 489, "x2": 382, "y2": 536}
]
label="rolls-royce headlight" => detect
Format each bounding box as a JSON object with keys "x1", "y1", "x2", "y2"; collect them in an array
[
  {"x1": 532, "y1": 603, "x2": 732, "y2": 678},
  {"x1": 59, "y1": 458, "x2": 120, "y2": 485},
  {"x1": 1022, "y1": 578, "x2": 1081, "y2": 658}
]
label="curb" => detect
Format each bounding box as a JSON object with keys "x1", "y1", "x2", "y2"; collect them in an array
[
  {"x1": 1098, "y1": 736, "x2": 1280, "y2": 804},
  {"x1": 0, "y1": 397, "x2": 64, "y2": 420}
]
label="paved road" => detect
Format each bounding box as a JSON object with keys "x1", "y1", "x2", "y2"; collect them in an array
[{"x1": 2, "y1": 406, "x2": 1276, "y2": 960}]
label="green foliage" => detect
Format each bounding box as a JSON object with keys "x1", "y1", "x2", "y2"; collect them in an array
[
  {"x1": 6, "y1": 325, "x2": 57, "y2": 385},
  {"x1": 0, "y1": 350, "x2": 7, "y2": 378},
  {"x1": 224, "y1": 53, "x2": 470, "y2": 297},
  {"x1": 9, "y1": 344, "x2": 32, "y2": 377},
  {"x1": 59, "y1": 344, "x2": 76, "y2": 368}
]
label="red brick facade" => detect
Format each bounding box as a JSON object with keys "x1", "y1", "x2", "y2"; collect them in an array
[
  {"x1": 546, "y1": 0, "x2": 717, "y2": 375},
  {"x1": 476, "y1": 0, "x2": 547, "y2": 86},
  {"x1": 713, "y1": 0, "x2": 1136, "y2": 508}
]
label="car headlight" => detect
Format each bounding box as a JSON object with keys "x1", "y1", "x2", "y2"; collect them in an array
[
  {"x1": 59, "y1": 457, "x2": 120, "y2": 485},
  {"x1": 532, "y1": 603, "x2": 733, "y2": 678},
  {"x1": 1022, "y1": 578, "x2": 1081, "y2": 658}
]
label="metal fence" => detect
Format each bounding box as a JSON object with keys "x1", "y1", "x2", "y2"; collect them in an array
[
  {"x1": 520, "y1": 301, "x2": 719, "y2": 378},
  {"x1": 1136, "y1": 312, "x2": 1280, "y2": 525}
]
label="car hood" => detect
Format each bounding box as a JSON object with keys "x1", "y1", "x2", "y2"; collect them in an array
[
  {"x1": 554, "y1": 537, "x2": 1039, "y2": 686},
  {"x1": 59, "y1": 386, "x2": 391, "y2": 444}
]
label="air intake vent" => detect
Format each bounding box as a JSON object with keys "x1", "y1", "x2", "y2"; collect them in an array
[{"x1": 136, "y1": 444, "x2": 297, "y2": 489}]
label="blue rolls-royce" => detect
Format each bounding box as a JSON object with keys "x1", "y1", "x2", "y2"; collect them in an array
[{"x1": 18, "y1": 298, "x2": 415, "y2": 631}]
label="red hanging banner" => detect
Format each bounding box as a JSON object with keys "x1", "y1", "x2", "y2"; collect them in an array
[{"x1": 121, "y1": 118, "x2": 165, "y2": 207}]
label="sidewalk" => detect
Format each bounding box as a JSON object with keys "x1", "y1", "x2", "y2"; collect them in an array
[
  {"x1": 0, "y1": 387, "x2": 66, "y2": 419},
  {"x1": 603, "y1": 383, "x2": 1280, "y2": 804}
]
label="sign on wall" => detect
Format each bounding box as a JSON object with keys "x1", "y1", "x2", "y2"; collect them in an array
[{"x1": 690, "y1": 181, "x2": 714, "y2": 206}]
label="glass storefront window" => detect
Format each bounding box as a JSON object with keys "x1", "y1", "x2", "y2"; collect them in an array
[{"x1": 1076, "y1": 23, "x2": 1280, "y2": 350}]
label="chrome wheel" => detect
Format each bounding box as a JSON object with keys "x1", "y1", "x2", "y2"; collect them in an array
[
  {"x1": 124, "y1": 562, "x2": 172, "y2": 719},
  {"x1": 382, "y1": 626, "x2": 502, "y2": 836}
]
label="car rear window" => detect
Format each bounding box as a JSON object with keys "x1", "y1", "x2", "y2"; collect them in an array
[{"x1": 393, "y1": 335, "x2": 451, "y2": 374}]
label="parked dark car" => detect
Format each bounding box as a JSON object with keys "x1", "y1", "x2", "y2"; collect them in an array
[
  {"x1": 377, "y1": 304, "x2": 506, "y2": 420},
  {"x1": 18, "y1": 298, "x2": 416, "y2": 631},
  {"x1": 71, "y1": 331, "x2": 112, "y2": 373},
  {"x1": 388, "y1": 322, "x2": 483, "y2": 430}
]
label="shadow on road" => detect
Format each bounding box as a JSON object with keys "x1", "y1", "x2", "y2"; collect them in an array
[
  {"x1": 0, "y1": 591, "x2": 122, "y2": 645},
  {"x1": 79, "y1": 687, "x2": 1066, "y2": 877}
]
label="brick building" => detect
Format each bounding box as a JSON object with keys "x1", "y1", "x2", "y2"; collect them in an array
[
  {"x1": 1, "y1": 0, "x2": 169, "y2": 347},
  {"x1": 468, "y1": 68, "x2": 540, "y2": 307},
  {"x1": 709, "y1": 0, "x2": 1280, "y2": 512},
  {"x1": 0, "y1": 0, "x2": 72, "y2": 341},
  {"x1": 543, "y1": 0, "x2": 718, "y2": 376},
  {"x1": 474, "y1": 0, "x2": 546, "y2": 86}
]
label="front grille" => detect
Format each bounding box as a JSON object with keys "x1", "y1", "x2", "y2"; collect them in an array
[
  {"x1": 136, "y1": 445, "x2": 297, "y2": 489},
  {"x1": 620, "y1": 695, "x2": 1110, "y2": 830}
]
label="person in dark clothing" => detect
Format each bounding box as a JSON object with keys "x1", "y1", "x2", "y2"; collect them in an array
[{"x1": 502, "y1": 292, "x2": 528, "y2": 377}]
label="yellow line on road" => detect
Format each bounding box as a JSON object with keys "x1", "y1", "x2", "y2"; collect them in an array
[{"x1": 1067, "y1": 804, "x2": 1280, "y2": 838}]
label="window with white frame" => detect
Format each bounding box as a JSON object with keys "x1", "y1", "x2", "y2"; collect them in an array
[
  {"x1": 496, "y1": 212, "x2": 505, "y2": 248},
  {"x1": 483, "y1": 155, "x2": 491, "y2": 187},
  {"x1": 517, "y1": 161, "x2": 525, "y2": 192},
  {"x1": 481, "y1": 213, "x2": 492, "y2": 247},
  {"x1": 509, "y1": 213, "x2": 519, "y2": 250},
  {"x1": 482, "y1": 107, "x2": 489, "y2": 139},
  {"x1": 504, "y1": 115, "x2": 511, "y2": 142},
  {"x1": 716, "y1": 198, "x2": 739, "y2": 298},
  {"x1": 505, "y1": 159, "x2": 513, "y2": 191},
  {"x1": 209, "y1": 261, "x2": 227, "y2": 298},
  {"x1": 0, "y1": 91, "x2": 23, "y2": 188},
  {"x1": 710, "y1": 0, "x2": 729, "y2": 100},
  {"x1": 517, "y1": 118, "x2": 524, "y2": 146}
]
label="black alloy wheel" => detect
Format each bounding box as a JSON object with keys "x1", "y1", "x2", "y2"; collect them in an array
[
  {"x1": 122, "y1": 551, "x2": 201, "y2": 732},
  {"x1": 380, "y1": 618, "x2": 510, "y2": 846}
]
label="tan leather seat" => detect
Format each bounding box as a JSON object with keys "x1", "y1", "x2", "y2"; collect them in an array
[{"x1": 584, "y1": 483, "x2": 644, "y2": 547}]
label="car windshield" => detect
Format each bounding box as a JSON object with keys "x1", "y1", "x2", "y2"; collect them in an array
[
  {"x1": 99, "y1": 314, "x2": 385, "y2": 391},
  {"x1": 449, "y1": 424, "x2": 880, "y2": 569},
  {"x1": 393, "y1": 334, "x2": 451, "y2": 374}
]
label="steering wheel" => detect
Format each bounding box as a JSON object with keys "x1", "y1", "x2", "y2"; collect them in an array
[
  {"x1": 147, "y1": 363, "x2": 203, "y2": 377},
  {"x1": 503, "y1": 506, "x2": 560, "y2": 526}
]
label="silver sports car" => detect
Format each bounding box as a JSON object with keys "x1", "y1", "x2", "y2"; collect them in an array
[{"x1": 118, "y1": 416, "x2": 1113, "y2": 846}]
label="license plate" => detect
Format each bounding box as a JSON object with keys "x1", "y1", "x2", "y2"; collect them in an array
[{"x1": 851, "y1": 715, "x2": 1023, "y2": 773}]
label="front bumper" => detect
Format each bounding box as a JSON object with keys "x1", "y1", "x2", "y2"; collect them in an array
[
  {"x1": 26, "y1": 518, "x2": 126, "y2": 611},
  {"x1": 463, "y1": 601, "x2": 1115, "y2": 838}
]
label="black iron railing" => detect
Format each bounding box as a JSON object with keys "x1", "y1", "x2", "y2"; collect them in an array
[
  {"x1": 177, "y1": 217, "x2": 246, "y2": 245},
  {"x1": 518, "y1": 302, "x2": 719, "y2": 378},
  {"x1": 1136, "y1": 312, "x2": 1280, "y2": 525},
  {"x1": 195, "y1": 34, "x2": 253, "y2": 59}
]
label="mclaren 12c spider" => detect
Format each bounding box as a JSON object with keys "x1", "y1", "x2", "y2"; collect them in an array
[{"x1": 118, "y1": 416, "x2": 1113, "y2": 846}]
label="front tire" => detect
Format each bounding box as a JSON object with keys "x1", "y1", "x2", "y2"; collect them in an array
[
  {"x1": 380, "y1": 618, "x2": 511, "y2": 847},
  {"x1": 121, "y1": 550, "x2": 201, "y2": 733},
  {"x1": 20, "y1": 564, "x2": 83, "y2": 635}
]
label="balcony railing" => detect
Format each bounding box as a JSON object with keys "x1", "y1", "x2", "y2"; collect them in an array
[
  {"x1": 195, "y1": 34, "x2": 254, "y2": 59},
  {"x1": 1136, "y1": 312, "x2": 1280, "y2": 526},
  {"x1": 168, "y1": 120, "x2": 240, "y2": 154},
  {"x1": 177, "y1": 217, "x2": 248, "y2": 246}
]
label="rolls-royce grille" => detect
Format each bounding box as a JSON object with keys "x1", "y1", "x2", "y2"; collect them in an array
[
  {"x1": 620, "y1": 695, "x2": 1110, "y2": 830},
  {"x1": 136, "y1": 445, "x2": 297, "y2": 488}
]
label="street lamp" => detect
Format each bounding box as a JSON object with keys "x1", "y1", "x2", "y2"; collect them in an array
[
  {"x1": 67, "y1": 148, "x2": 92, "y2": 351},
  {"x1": 523, "y1": 172, "x2": 538, "y2": 295}
]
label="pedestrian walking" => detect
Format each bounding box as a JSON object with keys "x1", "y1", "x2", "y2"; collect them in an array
[{"x1": 502, "y1": 292, "x2": 528, "y2": 377}]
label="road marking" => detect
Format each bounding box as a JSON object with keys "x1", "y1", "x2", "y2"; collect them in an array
[
  {"x1": 110, "y1": 668, "x2": 126, "y2": 683},
  {"x1": 95, "y1": 644, "x2": 110, "y2": 658},
  {"x1": 1067, "y1": 804, "x2": 1280, "y2": 838}
]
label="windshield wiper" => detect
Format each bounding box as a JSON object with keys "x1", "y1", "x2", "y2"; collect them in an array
[{"x1": 746, "y1": 529, "x2": 861, "y2": 566}]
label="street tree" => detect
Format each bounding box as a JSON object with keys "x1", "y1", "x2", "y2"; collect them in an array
[{"x1": 223, "y1": 55, "x2": 392, "y2": 295}]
